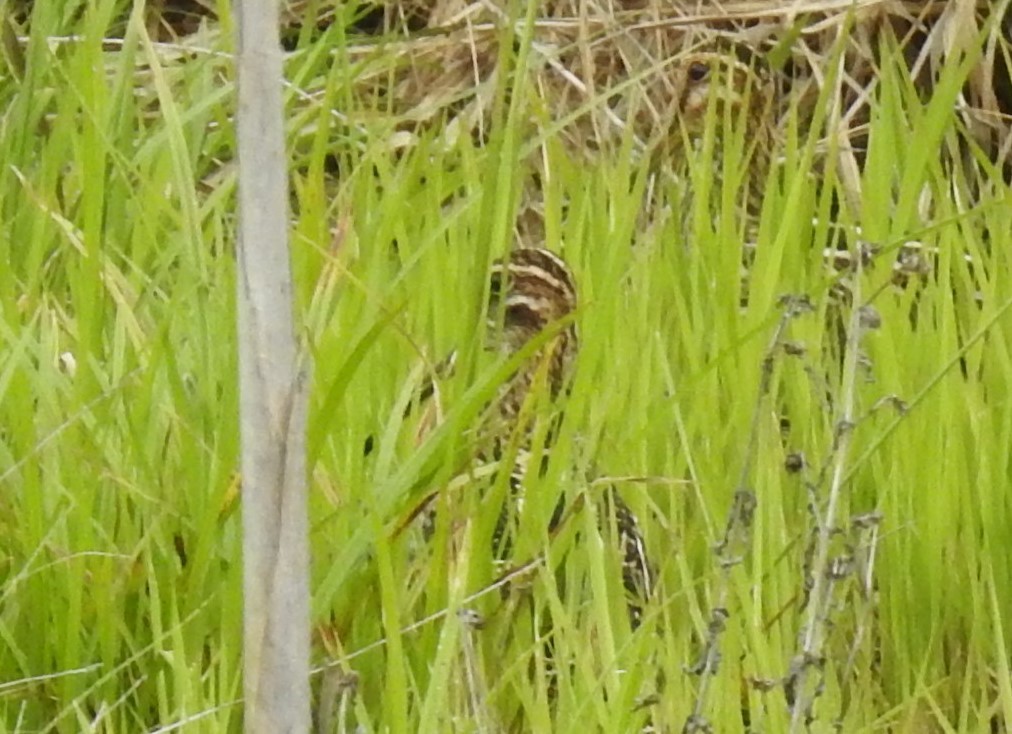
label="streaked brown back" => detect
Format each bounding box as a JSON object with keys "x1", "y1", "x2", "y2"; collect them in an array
[{"x1": 487, "y1": 247, "x2": 578, "y2": 405}]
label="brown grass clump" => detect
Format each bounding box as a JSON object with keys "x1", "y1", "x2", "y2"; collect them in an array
[{"x1": 339, "y1": 0, "x2": 1010, "y2": 182}]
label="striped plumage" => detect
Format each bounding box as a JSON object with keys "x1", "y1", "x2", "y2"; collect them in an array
[
  {"x1": 487, "y1": 247, "x2": 578, "y2": 417},
  {"x1": 484, "y1": 247, "x2": 653, "y2": 627},
  {"x1": 670, "y1": 47, "x2": 777, "y2": 227}
]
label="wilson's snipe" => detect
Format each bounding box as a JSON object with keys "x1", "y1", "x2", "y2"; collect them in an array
[
  {"x1": 670, "y1": 47, "x2": 777, "y2": 225},
  {"x1": 482, "y1": 247, "x2": 653, "y2": 627},
  {"x1": 673, "y1": 47, "x2": 775, "y2": 135}
]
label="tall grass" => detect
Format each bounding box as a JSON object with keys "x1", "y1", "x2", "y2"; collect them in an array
[{"x1": 1, "y1": 2, "x2": 1010, "y2": 732}]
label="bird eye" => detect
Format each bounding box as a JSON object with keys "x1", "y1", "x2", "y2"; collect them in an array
[{"x1": 687, "y1": 61, "x2": 709, "y2": 82}]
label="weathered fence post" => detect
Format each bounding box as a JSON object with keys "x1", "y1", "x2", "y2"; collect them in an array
[{"x1": 234, "y1": 1, "x2": 311, "y2": 730}]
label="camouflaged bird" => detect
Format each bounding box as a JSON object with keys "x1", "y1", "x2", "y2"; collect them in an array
[
  {"x1": 669, "y1": 45, "x2": 778, "y2": 231},
  {"x1": 421, "y1": 247, "x2": 653, "y2": 628},
  {"x1": 486, "y1": 247, "x2": 652, "y2": 627}
]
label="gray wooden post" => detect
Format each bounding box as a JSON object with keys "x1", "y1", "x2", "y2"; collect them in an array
[{"x1": 235, "y1": 1, "x2": 311, "y2": 730}]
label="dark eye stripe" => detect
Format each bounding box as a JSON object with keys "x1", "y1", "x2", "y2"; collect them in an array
[
  {"x1": 490, "y1": 248, "x2": 576, "y2": 310},
  {"x1": 508, "y1": 265, "x2": 574, "y2": 304},
  {"x1": 504, "y1": 300, "x2": 546, "y2": 331},
  {"x1": 509, "y1": 249, "x2": 575, "y2": 296},
  {"x1": 509, "y1": 272, "x2": 573, "y2": 309}
]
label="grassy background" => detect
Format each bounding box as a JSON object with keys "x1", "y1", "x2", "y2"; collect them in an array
[{"x1": 1, "y1": 1, "x2": 1011, "y2": 732}]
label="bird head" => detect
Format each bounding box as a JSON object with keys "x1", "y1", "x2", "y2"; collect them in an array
[
  {"x1": 486, "y1": 247, "x2": 578, "y2": 400},
  {"x1": 673, "y1": 49, "x2": 769, "y2": 138}
]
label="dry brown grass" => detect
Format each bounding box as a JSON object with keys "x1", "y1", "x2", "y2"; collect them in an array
[
  {"x1": 337, "y1": 0, "x2": 1010, "y2": 169},
  {"x1": 118, "y1": 0, "x2": 1010, "y2": 224}
]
